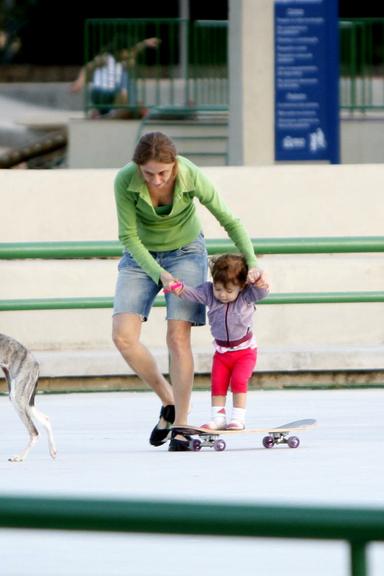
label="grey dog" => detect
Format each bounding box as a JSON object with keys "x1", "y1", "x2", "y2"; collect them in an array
[{"x1": 0, "y1": 333, "x2": 56, "y2": 462}]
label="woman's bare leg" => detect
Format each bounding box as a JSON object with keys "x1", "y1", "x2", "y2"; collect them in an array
[
  {"x1": 112, "y1": 313, "x2": 174, "y2": 405},
  {"x1": 166, "y1": 319, "x2": 193, "y2": 426}
]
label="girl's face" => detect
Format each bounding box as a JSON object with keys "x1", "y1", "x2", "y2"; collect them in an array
[
  {"x1": 140, "y1": 160, "x2": 175, "y2": 189},
  {"x1": 213, "y1": 281, "x2": 242, "y2": 303}
]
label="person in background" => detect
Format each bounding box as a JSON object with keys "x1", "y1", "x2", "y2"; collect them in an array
[
  {"x1": 70, "y1": 37, "x2": 160, "y2": 117},
  {"x1": 169, "y1": 253, "x2": 269, "y2": 430},
  {"x1": 112, "y1": 132, "x2": 269, "y2": 451},
  {"x1": 0, "y1": 28, "x2": 21, "y2": 63}
]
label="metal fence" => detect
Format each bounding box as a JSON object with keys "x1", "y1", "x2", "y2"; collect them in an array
[
  {"x1": 1, "y1": 236, "x2": 383, "y2": 311},
  {"x1": 83, "y1": 17, "x2": 384, "y2": 115},
  {"x1": 83, "y1": 18, "x2": 228, "y2": 114},
  {"x1": 0, "y1": 494, "x2": 382, "y2": 576},
  {"x1": 340, "y1": 18, "x2": 384, "y2": 111}
]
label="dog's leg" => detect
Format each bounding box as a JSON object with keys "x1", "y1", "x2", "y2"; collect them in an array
[
  {"x1": 29, "y1": 405, "x2": 57, "y2": 460},
  {"x1": 8, "y1": 388, "x2": 39, "y2": 463},
  {"x1": 27, "y1": 361, "x2": 56, "y2": 460},
  {"x1": 8, "y1": 361, "x2": 56, "y2": 462}
]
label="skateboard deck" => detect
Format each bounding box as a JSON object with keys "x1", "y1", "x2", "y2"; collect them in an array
[{"x1": 172, "y1": 418, "x2": 317, "y2": 451}]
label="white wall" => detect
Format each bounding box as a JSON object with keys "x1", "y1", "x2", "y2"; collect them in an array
[
  {"x1": 68, "y1": 116, "x2": 384, "y2": 169},
  {"x1": 0, "y1": 165, "x2": 383, "y2": 378}
]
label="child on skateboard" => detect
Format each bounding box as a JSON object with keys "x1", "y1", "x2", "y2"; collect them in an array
[{"x1": 167, "y1": 254, "x2": 269, "y2": 430}]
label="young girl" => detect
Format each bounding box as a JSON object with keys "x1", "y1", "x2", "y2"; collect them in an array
[{"x1": 170, "y1": 254, "x2": 269, "y2": 430}]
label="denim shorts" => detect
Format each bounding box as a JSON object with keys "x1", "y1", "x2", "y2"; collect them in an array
[{"x1": 113, "y1": 233, "x2": 208, "y2": 325}]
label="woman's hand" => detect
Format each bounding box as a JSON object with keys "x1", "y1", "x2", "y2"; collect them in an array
[
  {"x1": 247, "y1": 267, "x2": 269, "y2": 289},
  {"x1": 160, "y1": 271, "x2": 184, "y2": 295},
  {"x1": 163, "y1": 281, "x2": 184, "y2": 295},
  {"x1": 160, "y1": 270, "x2": 177, "y2": 288}
]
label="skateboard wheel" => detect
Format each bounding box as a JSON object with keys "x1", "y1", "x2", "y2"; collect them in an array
[
  {"x1": 191, "y1": 439, "x2": 202, "y2": 451},
  {"x1": 287, "y1": 436, "x2": 300, "y2": 449},
  {"x1": 213, "y1": 439, "x2": 226, "y2": 451},
  {"x1": 262, "y1": 435, "x2": 275, "y2": 449}
]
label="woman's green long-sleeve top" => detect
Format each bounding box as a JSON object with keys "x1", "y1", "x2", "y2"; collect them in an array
[{"x1": 114, "y1": 155, "x2": 258, "y2": 283}]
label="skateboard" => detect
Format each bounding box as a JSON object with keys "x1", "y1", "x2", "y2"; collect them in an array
[{"x1": 172, "y1": 418, "x2": 317, "y2": 451}]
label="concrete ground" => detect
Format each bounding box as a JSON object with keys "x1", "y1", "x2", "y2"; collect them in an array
[
  {"x1": 0, "y1": 92, "x2": 82, "y2": 155},
  {"x1": 0, "y1": 388, "x2": 383, "y2": 575}
]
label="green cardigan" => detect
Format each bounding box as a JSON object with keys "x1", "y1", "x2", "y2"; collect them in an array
[{"x1": 114, "y1": 155, "x2": 257, "y2": 282}]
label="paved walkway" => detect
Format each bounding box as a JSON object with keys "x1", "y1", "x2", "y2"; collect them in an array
[
  {"x1": 0, "y1": 388, "x2": 384, "y2": 575},
  {"x1": 0, "y1": 93, "x2": 82, "y2": 129},
  {"x1": 0, "y1": 93, "x2": 82, "y2": 153}
]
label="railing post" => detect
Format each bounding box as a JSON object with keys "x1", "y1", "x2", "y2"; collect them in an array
[{"x1": 350, "y1": 541, "x2": 368, "y2": 576}]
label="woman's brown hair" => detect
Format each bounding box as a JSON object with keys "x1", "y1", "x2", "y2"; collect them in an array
[
  {"x1": 132, "y1": 132, "x2": 177, "y2": 165},
  {"x1": 210, "y1": 254, "x2": 248, "y2": 289}
]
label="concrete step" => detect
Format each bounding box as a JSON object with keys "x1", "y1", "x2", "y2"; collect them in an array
[
  {"x1": 170, "y1": 136, "x2": 227, "y2": 153},
  {"x1": 141, "y1": 120, "x2": 228, "y2": 137},
  {"x1": 180, "y1": 153, "x2": 227, "y2": 166},
  {"x1": 140, "y1": 118, "x2": 229, "y2": 165}
]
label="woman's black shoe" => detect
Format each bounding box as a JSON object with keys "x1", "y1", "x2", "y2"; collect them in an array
[
  {"x1": 168, "y1": 429, "x2": 192, "y2": 451},
  {"x1": 149, "y1": 404, "x2": 175, "y2": 446}
]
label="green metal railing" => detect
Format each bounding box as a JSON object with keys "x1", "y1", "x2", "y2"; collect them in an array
[
  {"x1": 1, "y1": 236, "x2": 383, "y2": 311},
  {"x1": 84, "y1": 18, "x2": 228, "y2": 113},
  {"x1": 0, "y1": 494, "x2": 382, "y2": 576},
  {"x1": 190, "y1": 20, "x2": 228, "y2": 108},
  {"x1": 83, "y1": 18, "x2": 384, "y2": 114},
  {"x1": 1, "y1": 236, "x2": 383, "y2": 259},
  {"x1": 340, "y1": 18, "x2": 384, "y2": 111},
  {"x1": 0, "y1": 292, "x2": 383, "y2": 312}
]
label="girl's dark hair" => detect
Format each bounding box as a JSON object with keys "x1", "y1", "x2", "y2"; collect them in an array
[
  {"x1": 210, "y1": 254, "x2": 249, "y2": 289},
  {"x1": 132, "y1": 132, "x2": 177, "y2": 165}
]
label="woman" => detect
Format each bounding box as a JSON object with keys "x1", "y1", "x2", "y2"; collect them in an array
[{"x1": 112, "y1": 132, "x2": 266, "y2": 451}]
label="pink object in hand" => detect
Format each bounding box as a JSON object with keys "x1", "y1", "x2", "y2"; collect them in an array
[{"x1": 163, "y1": 281, "x2": 183, "y2": 294}]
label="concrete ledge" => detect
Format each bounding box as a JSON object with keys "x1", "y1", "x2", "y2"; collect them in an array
[
  {"x1": 34, "y1": 347, "x2": 169, "y2": 378},
  {"x1": 0, "y1": 346, "x2": 382, "y2": 383},
  {"x1": 193, "y1": 346, "x2": 384, "y2": 373},
  {"x1": 1, "y1": 165, "x2": 383, "y2": 380},
  {"x1": 2, "y1": 368, "x2": 384, "y2": 395}
]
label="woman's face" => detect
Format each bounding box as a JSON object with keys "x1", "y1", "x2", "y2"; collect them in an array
[{"x1": 140, "y1": 160, "x2": 175, "y2": 189}]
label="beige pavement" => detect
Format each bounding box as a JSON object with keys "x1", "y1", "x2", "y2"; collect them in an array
[{"x1": 0, "y1": 388, "x2": 384, "y2": 576}]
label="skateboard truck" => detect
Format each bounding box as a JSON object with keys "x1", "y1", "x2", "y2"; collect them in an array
[
  {"x1": 190, "y1": 434, "x2": 227, "y2": 452},
  {"x1": 262, "y1": 431, "x2": 300, "y2": 449}
]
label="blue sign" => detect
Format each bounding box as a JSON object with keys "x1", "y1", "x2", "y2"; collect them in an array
[{"x1": 275, "y1": 0, "x2": 340, "y2": 163}]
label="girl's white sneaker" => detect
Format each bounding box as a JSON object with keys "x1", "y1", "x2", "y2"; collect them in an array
[
  {"x1": 201, "y1": 416, "x2": 227, "y2": 430},
  {"x1": 226, "y1": 420, "x2": 245, "y2": 430}
]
